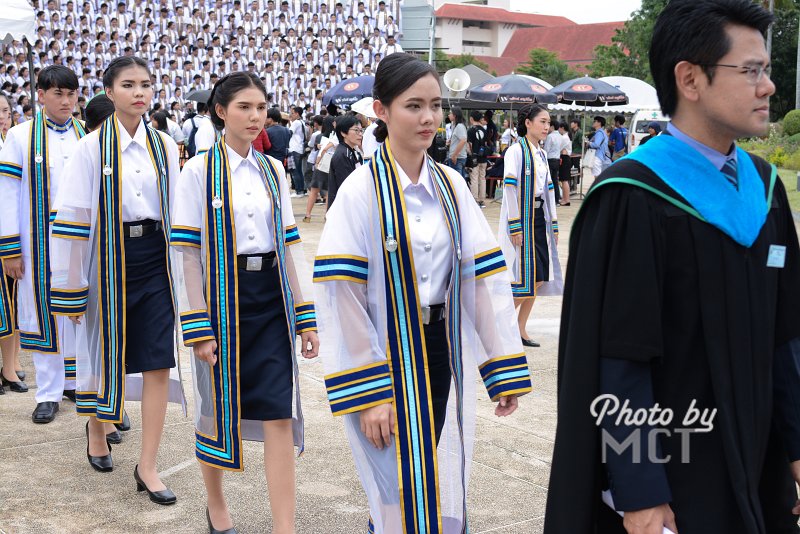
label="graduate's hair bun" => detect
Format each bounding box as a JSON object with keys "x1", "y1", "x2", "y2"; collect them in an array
[
  {"x1": 516, "y1": 104, "x2": 548, "y2": 138},
  {"x1": 208, "y1": 72, "x2": 267, "y2": 130}
]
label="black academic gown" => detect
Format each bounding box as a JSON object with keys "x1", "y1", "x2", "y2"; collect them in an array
[{"x1": 544, "y1": 156, "x2": 800, "y2": 534}]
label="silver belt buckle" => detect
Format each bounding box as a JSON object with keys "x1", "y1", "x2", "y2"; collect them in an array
[
  {"x1": 534, "y1": 200, "x2": 542, "y2": 209},
  {"x1": 421, "y1": 306, "x2": 431, "y2": 325},
  {"x1": 129, "y1": 225, "x2": 143, "y2": 238},
  {"x1": 246, "y1": 256, "x2": 263, "y2": 271}
]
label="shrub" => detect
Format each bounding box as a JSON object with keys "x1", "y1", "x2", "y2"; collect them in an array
[
  {"x1": 768, "y1": 146, "x2": 788, "y2": 167},
  {"x1": 783, "y1": 110, "x2": 800, "y2": 136}
]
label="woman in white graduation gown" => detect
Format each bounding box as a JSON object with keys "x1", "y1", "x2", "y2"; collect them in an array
[
  {"x1": 170, "y1": 71, "x2": 319, "y2": 534},
  {"x1": 314, "y1": 52, "x2": 533, "y2": 534},
  {"x1": 50, "y1": 57, "x2": 184, "y2": 502}
]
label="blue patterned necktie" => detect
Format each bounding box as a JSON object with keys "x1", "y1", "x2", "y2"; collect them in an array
[{"x1": 721, "y1": 157, "x2": 738, "y2": 190}]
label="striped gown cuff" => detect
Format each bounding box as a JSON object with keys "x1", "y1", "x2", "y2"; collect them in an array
[
  {"x1": 552, "y1": 220, "x2": 559, "y2": 234},
  {"x1": 169, "y1": 225, "x2": 202, "y2": 248},
  {"x1": 324, "y1": 361, "x2": 393, "y2": 416},
  {"x1": 473, "y1": 247, "x2": 506, "y2": 280},
  {"x1": 503, "y1": 175, "x2": 518, "y2": 188},
  {"x1": 0, "y1": 161, "x2": 22, "y2": 180},
  {"x1": 508, "y1": 218, "x2": 522, "y2": 236},
  {"x1": 180, "y1": 309, "x2": 215, "y2": 345},
  {"x1": 295, "y1": 301, "x2": 317, "y2": 333},
  {"x1": 64, "y1": 356, "x2": 77, "y2": 380},
  {"x1": 75, "y1": 391, "x2": 98, "y2": 415},
  {"x1": 50, "y1": 287, "x2": 89, "y2": 315},
  {"x1": 52, "y1": 220, "x2": 91, "y2": 241},
  {"x1": 313, "y1": 255, "x2": 369, "y2": 284},
  {"x1": 0, "y1": 235, "x2": 21, "y2": 258},
  {"x1": 285, "y1": 224, "x2": 301, "y2": 245},
  {"x1": 479, "y1": 353, "x2": 533, "y2": 401}
]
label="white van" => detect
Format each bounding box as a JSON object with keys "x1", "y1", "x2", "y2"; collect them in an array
[{"x1": 628, "y1": 108, "x2": 670, "y2": 152}]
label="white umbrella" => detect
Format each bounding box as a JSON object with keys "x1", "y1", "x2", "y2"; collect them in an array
[{"x1": 0, "y1": 0, "x2": 35, "y2": 43}]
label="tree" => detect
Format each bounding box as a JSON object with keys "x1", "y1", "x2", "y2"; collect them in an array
[
  {"x1": 516, "y1": 48, "x2": 580, "y2": 85},
  {"x1": 771, "y1": 5, "x2": 799, "y2": 118}
]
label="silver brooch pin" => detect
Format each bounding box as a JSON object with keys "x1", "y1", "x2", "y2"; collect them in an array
[
  {"x1": 34, "y1": 154, "x2": 43, "y2": 164},
  {"x1": 102, "y1": 165, "x2": 112, "y2": 176},
  {"x1": 456, "y1": 244, "x2": 462, "y2": 260},
  {"x1": 384, "y1": 235, "x2": 398, "y2": 253},
  {"x1": 212, "y1": 196, "x2": 223, "y2": 209}
]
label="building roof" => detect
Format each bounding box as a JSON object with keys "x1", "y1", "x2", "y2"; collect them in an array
[
  {"x1": 435, "y1": 3, "x2": 576, "y2": 27},
  {"x1": 472, "y1": 55, "x2": 522, "y2": 77},
  {"x1": 501, "y1": 22, "x2": 622, "y2": 66}
]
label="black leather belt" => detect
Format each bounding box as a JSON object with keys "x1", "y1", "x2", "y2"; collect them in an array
[
  {"x1": 237, "y1": 252, "x2": 276, "y2": 271},
  {"x1": 421, "y1": 303, "x2": 446, "y2": 325},
  {"x1": 123, "y1": 219, "x2": 161, "y2": 238}
]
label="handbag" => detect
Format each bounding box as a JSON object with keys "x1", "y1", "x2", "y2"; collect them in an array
[
  {"x1": 582, "y1": 148, "x2": 596, "y2": 169},
  {"x1": 317, "y1": 149, "x2": 333, "y2": 173}
]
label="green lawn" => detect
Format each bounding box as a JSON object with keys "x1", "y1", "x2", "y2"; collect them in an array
[{"x1": 777, "y1": 169, "x2": 800, "y2": 213}]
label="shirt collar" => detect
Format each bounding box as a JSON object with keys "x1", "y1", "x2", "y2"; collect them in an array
[
  {"x1": 395, "y1": 156, "x2": 435, "y2": 199},
  {"x1": 666, "y1": 123, "x2": 736, "y2": 170},
  {"x1": 45, "y1": 115, "x2": 73, "y2": 133},
  {"x1": 118, "y1": 118, "x2": 148, "y2": 151},
  {"x1": 225, "y1": 142, "x2": 259, "y2": 172}
]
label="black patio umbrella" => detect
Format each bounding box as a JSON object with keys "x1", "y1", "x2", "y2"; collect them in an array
[
  {"x1": 465, "y1": 74, "x2": 557, "y2": 105},
  {"x1": 549, "y1": 76, "x2": 629, "y2": 106},
  {"x1": 322, "y1": 75, "x2": 375, "y2": 108},
  {"x1": 186, "y1": 89, "x2": 212, "y2": 103}
]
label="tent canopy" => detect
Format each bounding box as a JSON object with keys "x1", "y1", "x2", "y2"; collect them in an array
[
  {"x1": 550, "y1": 76, "x2": 659, "y2": 113},
  {"x1": 0, "y1": 0, "x2": 35, "y2": 44}
]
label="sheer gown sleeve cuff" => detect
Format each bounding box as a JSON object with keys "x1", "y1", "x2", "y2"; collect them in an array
[
  {"x1": 180, "y1": 309, "x2": 215, "y2": 345},
  {"x1": 295, "y1": 301, "x2": 317, "y2": 333},
  {"x1": 479, "y1": 353, "x2": 533, "y2": 401},
  {"x1": 324, "y1": 361, "x2": 393, "y2": 416},
  {"x1": 50, "y1": 287, "x2": 89, "y2": 315},
  {"x1": 0, "y1": 235, "x2": 21, "y2": 258},
  {"x1": 507, "y1": 218, "x2": 522, "y2": 237}
]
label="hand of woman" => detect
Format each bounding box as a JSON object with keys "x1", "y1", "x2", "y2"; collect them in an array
[
  {"x1": 300, "y1": 331, "x2": 319, "y2": 359},
  {"x1": 69, "y1": 315, "x2": 83, "y2": 325},
  {"x1": 359, "y1": 402, "x2": 395, "y2": 449},
  {"x1": 193, "y1": 339, "x2": 218, "y2": 365},
  {"x1": 495, "y1": 394, "x2": 519, "y2": 417},
  {"x1": 511, "y1": 234, "x2": 523, "y2": 247}
]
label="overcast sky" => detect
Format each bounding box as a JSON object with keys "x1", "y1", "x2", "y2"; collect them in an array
[{"x1": 510, "y1": 0, "x2": 643, "y2": 24}]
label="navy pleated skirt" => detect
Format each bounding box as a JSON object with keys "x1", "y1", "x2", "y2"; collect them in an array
[
  {"x1": 237, "y1": 261, "x2": 293, "y2": 421},
  {"x1": 533, "y1": 205, "x2": 550, "y2": 283},
  {"x1": 123, "y1": 229, "x2": 176, "y2": 374}
]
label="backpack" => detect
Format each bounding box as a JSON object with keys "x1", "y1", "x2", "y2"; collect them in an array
[
  {"x1": 469, "y1": 126, "x2": 488, "y2": 158},
  {"x1": 186, "y1": 116, "x2": 200, "y2": 158}
]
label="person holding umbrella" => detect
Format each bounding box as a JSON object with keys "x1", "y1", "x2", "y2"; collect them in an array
[{"x1": 498, "y1": 104, "x2": 563, "y2": 348}]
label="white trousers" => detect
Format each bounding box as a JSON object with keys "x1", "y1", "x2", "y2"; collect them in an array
[{"x1": 32, "y1": 316, "x2": 76, "y2": 403}]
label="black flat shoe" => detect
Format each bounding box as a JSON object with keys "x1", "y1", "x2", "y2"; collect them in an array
[
  {"x1": 32, "y1": 401, "x2": 59, "y2": 423},
  {"x1": 16, "y1": 370, "x2": 25, "y2": 381},
  {"x1": 85, "y1": 421, "x2": 113, "y2": 472},
  {"x1": 63, "y1": 389, "x2": 76, "y2": 402},
  {"x1": 0, "y1": 383, "x2": 5, "y2": 394},
  {"x1": 207, "y1": 507, "x2": 238, "y2": 534},
  {"x1": 521, "y1": 337, "x2": 541, "y2": 348},
  {"x1": 106, "y1": 428, "x2": 123, "y2": 444},
  {"x1": 134, "y1": 465, "x2": 177, "y2": 505},
  {"x1": 115, "y1": 410, "x2": 131, "y2": 432},
  {"x1": 1, "y1": 369, "x2": 29, "y2": 393}
]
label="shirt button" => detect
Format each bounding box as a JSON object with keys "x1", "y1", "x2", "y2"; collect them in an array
[
  {"x1": 415, "y1": 215, "x2": 421, "y2": 222},
  {"x1": 136, "y1": 169, "x2": 141, "y2": 173},
  {"x1": 136, "y1": 215, "x2": 142, "y2": 220},
  {"x1": 424, "y1": 243, "x2": 431, "y2": 252},
  {"x1": 421, "y1": 274, "x2": 428, "y2": 281},
  {"x1": 246, "y1": 191, "x2": 252, "y2": 195},
  {"x1": 136, "y1": 191, "x2": 142, "y2": 196},
  {"x1": 248, "y1": 211, "x2": 254, "y2": 217},
  {"x1": 60, "y1": 136, "x2": 65, "y2": 140},
  {"x1": 248, "y1": 234, "x2": 255, "y2": 240}
]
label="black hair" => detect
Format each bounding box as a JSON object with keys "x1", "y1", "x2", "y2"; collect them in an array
[
  {"x1": 593, "y1": 115, "x2": 606, "y2": 127},
  {"x1": 470, "y1": 110, "x2": 483, "y2": 122},
  {"x1": 449, "y1": 106, "x2": 464, "y2": 126},
  {"x1": 196, "y1": 101, "x2": 208, "y2": 114},
  {"x1": 516, "y1": 103, "x2": 548, "y2": 137},
  {"x1": 84, "y1": 94, "x2": 115, "y2": 131},
  {"x1": 102, "y1": 56, "x2": 149, "y2": 89},
  {"x1": 312, "y1": 115, "x2": 324, "y2": 127},
  {"x1": 614, "y1": 114, "x2": 625, "y2": 126},
  {"x1": 208, "y1": 71, "x2": 267, "y2": 130},
  {"x1": 150, "y1": 111, "x2": 169, "y2": 132},
  {"x1": 650, "y1": 0, "x2": 772, "y2": 116},
  {"x1": 334, "y1": 114, "x2": 360, "y2": 143},
  {"x1": 322, "y1": 114, "x2": 335, "y2": 136},
  {"x1": 37, "y1": 65, "x2": 79, "y2": 91},
  {"x1": 372, "y1": 52, "x2": 439, "y2": 143},
  {"x1": 267, "y1": 107, "x2": 282, "y2": 124},
  {"x1": 292, "y1": 106, "x2": 303, "y2": 116}
]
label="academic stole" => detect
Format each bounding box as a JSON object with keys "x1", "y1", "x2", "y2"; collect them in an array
[
  {"x1": 93, "y1": 114, "x2": 171, "y2": 424},
  {"x1": 196, "y1": 138, "x2": 297, "y2": 471},
  {"x1": 371, "y1": 142, "x2": 468, "y2": 534},
  {"x1": 512, "y1": 137, "x2": 539, "y2": 298},
  {"x1": 21, "y1": 110, "x2": 86, "y2": 353}
]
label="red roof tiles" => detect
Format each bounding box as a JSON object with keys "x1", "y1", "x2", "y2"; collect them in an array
[
  {"x1": 501, "y1": 22, "x2": 623, "y2": 65},
  {"x1": 435, "y1": 3, "x2": 576, "y2": 27}
]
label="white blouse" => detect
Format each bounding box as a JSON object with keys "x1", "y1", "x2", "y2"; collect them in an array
[{"x1": 117, "y1": 120, "x2": 163, "y2": 222}]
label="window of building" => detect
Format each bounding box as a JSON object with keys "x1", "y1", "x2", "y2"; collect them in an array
[
  {"x1": 462, "y1": 40, "x2": 491, "y2": 48},
  {"x1": 462, "y1": 20, "x2": 490, "y2": 29}
]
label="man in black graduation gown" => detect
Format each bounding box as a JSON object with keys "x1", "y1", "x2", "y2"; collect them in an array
[{"x1": 544, "y1": 1, "x2": 800, "y2": 533}]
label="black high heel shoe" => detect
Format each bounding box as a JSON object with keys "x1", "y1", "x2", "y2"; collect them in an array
[
  {"x1": 1, "y1": 368, "x2": 28, "y2": 393},
  {"x1": 85, "y1": 420, "x2": 113, "y2": 472},
  {"x1": 206, "y1": 507, "x2": 238, "y2": 534},
  {"x1": 134, "y1": 465, "x2": 177, "y2": 505},
  {"x1": 15, "y1": 370, "x2": 25, "y2": 381}
]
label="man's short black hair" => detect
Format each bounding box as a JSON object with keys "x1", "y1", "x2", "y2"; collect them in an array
[
  {"x1": 38, "y1": 65, "x2": 79, "y2": 91},
  {"x1": 650, "y1": 0, "x2": 772, "y2": 116},
  {"x1": 267, "y1": 107, "x2": 282, "y2": 122},
  {"x1": 614, "y1": 114, "x2": 625, "y2": 126},
  {"x1": 593, "y1": 116, "x2": 606, "y2": 128}
]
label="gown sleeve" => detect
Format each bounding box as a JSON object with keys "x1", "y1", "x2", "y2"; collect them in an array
[
  {"x1": 50, "y1": 137, "x2": 95, "y2": 316},
  {"x1": 0, "y1": 129, "x2": 24, "y2": 259},
  {"x1": 169, "y1": 156, "x2": 215, "y2": 346},
  {"x1": 314, "y1": 173, "x2": 392, "y2": 416},
  {"x1": 502, "y1": 143, "x2": 521, "y2": 233}
]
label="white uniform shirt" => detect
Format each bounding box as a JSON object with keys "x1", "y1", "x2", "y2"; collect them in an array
[
  {"x1": 176, "y1": 145, "x2": 295, "y2": 255},
  {"x1": 194, "y1": 118, "x2": 217, "y2": 153},
  {"x1": 288, "y1": 119, "x2": 305, "y2": 154},
  {"x1": 503, "y1": 139, "x2": 549, "y2": 197},
  {"x1": 117, "y1": 120, "x2": 163, "y2": 222}
]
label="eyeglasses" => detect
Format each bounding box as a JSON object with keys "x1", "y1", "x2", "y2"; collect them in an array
[
  {"x1": 349, "y1": 128, "x2": 364, "y2": 134},
  {"x1": 703, "y1": 63, "x2": 772, "y2": 85}
]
